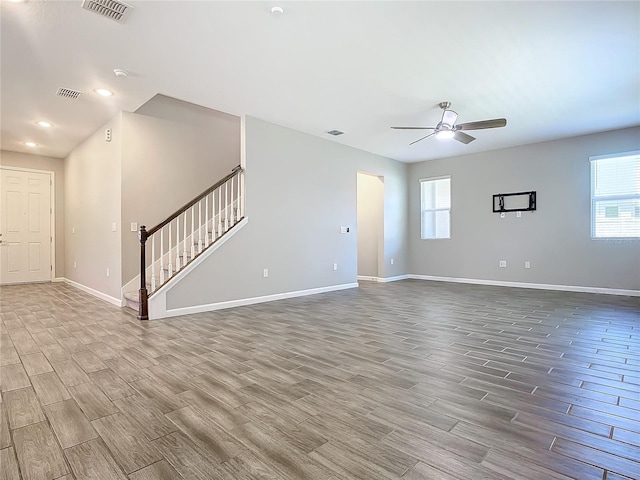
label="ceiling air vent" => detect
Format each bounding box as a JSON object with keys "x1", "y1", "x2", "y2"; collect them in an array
[
  {"x1": 327, "y1": 130, "x2": 344, "y2": 136},
  {"x1": 81, "y1": 0, "x2": 133, "y2": 24},
  {"x1": 56, "y1": 88, "x2": 84, "y2": 100}
]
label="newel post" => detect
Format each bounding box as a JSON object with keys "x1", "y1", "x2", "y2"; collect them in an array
[{"x1": 138, "y1": 225, "x2": 149, "y2": 320}]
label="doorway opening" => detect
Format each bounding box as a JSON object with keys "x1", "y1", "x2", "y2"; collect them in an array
[{"x1": 356, "y1": 172, "x2": 384, "y2": 281}]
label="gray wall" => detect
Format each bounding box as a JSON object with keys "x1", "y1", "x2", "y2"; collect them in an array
[
  {"x1": 120, "y1": 107, "x2": 240, "y2": 284},
  {"x1": 64, "y1": 115, "x2": 122, "y2": 299},
  {"x1": 408, "y1": 127, "x2": 640, "y2": 291},
  {"x1": 166, "y1": 116, "x2": 408, "y2": 309},
  {"x1": 135, "y1": 94, "x2": 239, "y2": 130},
  {"x1": 357, "y1": 172, "x2": 384, "y2": 277},
  {"x1": 0, "y1": 150, "x2": 65, "y2": 278}
]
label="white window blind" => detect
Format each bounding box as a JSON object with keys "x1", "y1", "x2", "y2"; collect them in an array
[
  {"x1": 420, "y1": 176, "x2": 450, "y2": 239},
  {"x1": 590, "y1": 152, "x2": 640, "y2": 238}
]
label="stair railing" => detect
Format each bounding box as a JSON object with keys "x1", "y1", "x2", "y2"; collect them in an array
[{"x1": 137, "y1": 165, "x2": 244, "y2": 320}]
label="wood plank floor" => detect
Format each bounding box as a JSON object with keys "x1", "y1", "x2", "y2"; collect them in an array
[{"x1": 0, "y1": 280, "x2": 638, "y2": 479}]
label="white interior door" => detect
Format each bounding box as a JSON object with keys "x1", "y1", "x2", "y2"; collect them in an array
[{"x1": 0, "y1": 168, "x2": 52, "y2": 284}]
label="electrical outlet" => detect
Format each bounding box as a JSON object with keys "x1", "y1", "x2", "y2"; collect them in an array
[
  {"x1": 73, "y1": 260, "x2": 77, "y2": 268},
  {"x1": 516, "y1": 211, "x2": 522, "y2": 218},
  {"x1": 131, "y1": 222, "x2": 137, "y2": 232},
  {"x1": 106, "y1": 268, "x2": 110, "y2": 277},
  {"x1": 333, "y1": 263, "x2": 338, "y2": 271},
  {"x1": 499, "y1": 260, "x2": 507, "y2": 268},
  {"x1": 263, "y1": 268, "x2": 269, "y2": 278},
  {"x1": 390, "y1": 258, "x2": 394, "y2": 265},
  {"x1": 72, "y1": 227, "x2": 75, "y2": 234},
  {"x1": 111, "y1": 222, "x2": 117, "y2": 232},
  {"x1": 500, "y1": 213, "x2": 505, "y2": 219},
  {"x1": 525, "y1": 261, "x2": 531, "y2": 269}
]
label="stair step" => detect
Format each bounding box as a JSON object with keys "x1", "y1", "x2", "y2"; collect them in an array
[{"x1": 124, "y1": 291, "x2": 142, "y2": 301}]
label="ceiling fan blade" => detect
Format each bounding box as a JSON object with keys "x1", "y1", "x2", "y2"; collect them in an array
[
  {"x1": 409, "y1": 132, "x2": 435, "y2": 145},
  {"x1": 456, "y1": 118, "x2": 507, "y2": 131},
  {"x1": 391, "y1": 126, "x2": 436, "y2": 130},
  {"x1": 454, "y1": 131, "x2": 475, "y2": 144}
]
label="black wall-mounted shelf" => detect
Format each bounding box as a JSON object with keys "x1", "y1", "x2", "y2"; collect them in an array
[{"x1": 493, "y1": 191, "x2": 536, "y2": 213}]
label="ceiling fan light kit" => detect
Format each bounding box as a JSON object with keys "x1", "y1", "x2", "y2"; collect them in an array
[
  {"x1": 392, "y1": 101, "x2": 507, "y2": 146},
  {"x1": 436, "y1": 130, "x2": 455, "y2": 139}
]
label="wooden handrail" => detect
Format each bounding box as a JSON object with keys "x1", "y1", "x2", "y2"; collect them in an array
[
  {"x1": 147, "y1": 165, "x2": 241, "y2": 236},
  {"x1": 137, "y1": 165, "x2": 242, "y2": 320}
]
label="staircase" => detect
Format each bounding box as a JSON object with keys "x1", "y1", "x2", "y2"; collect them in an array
[{"x1": 124, "y1": 166, "x2": 244, "y2": 319}]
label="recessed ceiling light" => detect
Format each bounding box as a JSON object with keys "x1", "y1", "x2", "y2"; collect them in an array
[
  {"x1": 270, "y1": 6, "x2": 284, "y2": 15},
  {"x1": 113, "y1": 69, "x2": 128, "y2": 78},
  {"x1": 36, "y1": 121, "x2": 52, "y2": 128},
  {"x1": 95, "y1": 88, "x2": 113, "y2": 97},
  {"x1": 25, "y1": 142, "x2": 37, "y2": 147}
]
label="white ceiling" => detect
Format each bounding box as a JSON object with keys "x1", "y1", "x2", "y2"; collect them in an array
[{"x1": 2, "y1": 1, "x2": 639, "y2": 163}]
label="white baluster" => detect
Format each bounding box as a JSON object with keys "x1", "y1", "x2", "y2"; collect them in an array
[
  {"x1": 198, "y1": 200, "x2": 203, "y2": 253},
  {"x1": 236, "y1": 172, "x2": 240, "y2": 221},
  {"x1": 183, "y1": 211, "x2": 188, "y2": 266},
  {"x1": 151, "y1": 235, "x2": 156, "y2": 292},
  {"x1": 218, "y1": 187, "x2": 223, "y2": 236},
  {"x1": 224, "y1": 181, "x2": 229, "y2": 231},
  {"x1": 205, "y1": 195, "x2": 209, "y2": 247},
  {"x1": 160, "y1": 227, "x2": 165, "y2": 285},
  {"x1": 175, "y1": 216, "x2": 181, "y2": 271},
  {"x1": 212, "y1": 190, "x2": 217, "y2": 241},
  {"x1": 191, "y1": 206, "x2": 195, "y2": 259},
  {"x1": 230, "y1": 176, "x2": 235, "y2": 225},
  {"x1": 239, "y1": 170, "x2": 245, "y2": 218},
  {"x1": 168, "y1": 221, "x2": 173, "y2": 277}
]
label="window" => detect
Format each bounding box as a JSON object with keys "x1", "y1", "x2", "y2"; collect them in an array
[
  {"x1": 590, "y1": 152, "x2": 640, "y2": 238},
  {"x1": 420, "y1": 176, "x2": 450, "y2": 239}
]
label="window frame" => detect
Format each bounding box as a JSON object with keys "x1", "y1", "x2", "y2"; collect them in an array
[
  {"x1": 419, "y1": 175, "x2": 451, "y2": 240},
  {"x1": 589, "y1": 151, "x2": 640, "y2": 239}
]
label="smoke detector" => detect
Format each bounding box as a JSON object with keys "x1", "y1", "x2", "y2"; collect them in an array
[
  {"x1": 56, "y1": 88, "x2": 84, "y2": 100},
  {"x1": 81, "y1": 0, "x2": 133, "y2": 24}
]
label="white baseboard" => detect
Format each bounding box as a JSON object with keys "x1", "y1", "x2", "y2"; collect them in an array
[
  {"x1": 408, "y1": 274, "x2": 640, "y2": 297},
  {"x1": 379, "y1": 275, "x2": 410, "y2": 283},
  {"x1": 357, "y1": 275, "x2": 378, "y2": 282},
  {"x1": 150, "y1": 282, "x2": 359, "y2": 319},
  {"x1": 63, "y1": 278, "x2": 124, "y2": 306},
  {"x1": 53, "y1": 277, "x2": 65, "y2": 283},
  {"x1": 358, "y1": 275, "x2": 409, "y2": 283}
]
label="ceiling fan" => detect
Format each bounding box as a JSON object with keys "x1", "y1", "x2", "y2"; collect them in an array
[{"x1": 392, "y1": 102, "x2": 507, "y2": 145}]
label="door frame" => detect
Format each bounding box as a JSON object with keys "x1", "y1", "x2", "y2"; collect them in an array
[{"x1": 0, "y1": 165, "x2": 56, "y2": 283}]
